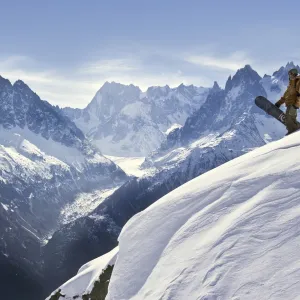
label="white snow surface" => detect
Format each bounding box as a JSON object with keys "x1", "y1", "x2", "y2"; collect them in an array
[
  {"x1": 1, "y1": 203, "x2": 8, "y2": 211},
  {"x1": 0, "y1": 126, "x2": 110, "y2": 170},
  {"x1": 59, "y1": 186, "x2": 119, "y2": 224},
  {"x1": 0, "y1": 131, "x2": 69, "y2": 184},
  {"x1": 46, "y1": 247, "x2": 118, "y2": 299},
  {"x1": 254, "y1": 113, "x2": 286, "y2": 143},
  {"x1": 165, "y1": 123, "x2": 183, "y2": 135},
  {"x1": 105, "y1": 131, "x2": 300, "y2": 300},
  {"x1": 105, "y1": 155, "x2": 150, "y2": 177}
]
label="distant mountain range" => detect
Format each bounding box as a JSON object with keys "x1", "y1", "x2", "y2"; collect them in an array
[
  {"x1": 1, "y1": 61, "x2": 299, "y2": 299},
  {"x1": 63, "y1": 82, "x2": 211, "y2": 156},
  {"x1": 0, "y1": 76, "x2": 127, "y2": 300},
  {"x1": 45, "y1": 61, "x2": 300, "y2": 298}
]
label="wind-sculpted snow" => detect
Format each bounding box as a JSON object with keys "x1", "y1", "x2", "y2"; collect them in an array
[{"x1": 106, "y1": 131, "x2": 300, "y2": 300}]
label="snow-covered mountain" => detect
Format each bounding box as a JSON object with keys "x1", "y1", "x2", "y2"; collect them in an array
[
  {"x1": 140, "y1": 63, "x2": 289, "y2": 182},
  {"x1": 48, "y1": 129, "x2": 300, "y2": 300},
  {"x1": 63, "y1": 82, "x2": 210, "y2": 156},
  {"x1": 159, "y1": 64, "x2": 289, "y2": 152},
  {"x1": 106, "y1": 130, "x2": 300, "y2": 300},
  {"x1": 261, "y1": 62, "x2": 300, "y2": 102},
  {"x1": 0, "y1": 76, "x2": 127, "y2": 300},
  {"x1": 45, "y1": 62, "x2": 298, "y2": 299}
]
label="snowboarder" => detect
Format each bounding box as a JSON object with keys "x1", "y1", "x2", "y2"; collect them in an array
[{"x1": 275, "y1": 68, "x2": 300, "y2": 135}]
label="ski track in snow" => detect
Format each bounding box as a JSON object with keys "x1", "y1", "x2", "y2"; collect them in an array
[{"x1": 105, "y1": 131, "x2": 300, "y2": 300}]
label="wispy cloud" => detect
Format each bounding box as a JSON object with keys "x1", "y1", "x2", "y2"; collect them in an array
[
  {"x1": 185, "y1": 51, "x2": 253, "y2": 71},
  {"x1": 0, "y1": 55, "x2": 55, "y2": 84},
  {"x1": 0, "y1": 50, "x2": 257, "y2": 108},
  {"x1": 0, "y1": 55, "x2": 99, "y2": 107},
  {"x1": 79, "y1": 58, "x2": 140, "y2": 74}
]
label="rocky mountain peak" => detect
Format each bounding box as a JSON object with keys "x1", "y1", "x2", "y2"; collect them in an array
[
  {"x1": 230, "y1": 64, "x2": 261, "y2": 88},
  {"x1": 146, "y1": 85, "x2": 171, "y2": 98},
  {"x1": 225, "y1": 75, "x2": 232, "y2": 92},
  {"x1": 0, "y1": 76, "x2": 12, "y2": 90},
  {"x1": 286, "y1": 61, "x2": 298, "y2": 70},
  {"x1": 211, "y1": 81, "x2": 221, "y2": 93},
  {"x1": 13, "y1": 79, "x2": 30, "y2": 89},
  {"x1": 272, "y1": 61, "x2": 300, "y2": 83},
  {"x1": 99, "y1": 81, "x2": 141, "y2": 96},
  {"x1": 13, "y1": 79, "x2": 35, "y2": 97}
]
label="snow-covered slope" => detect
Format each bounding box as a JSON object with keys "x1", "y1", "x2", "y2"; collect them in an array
[
  {"x1": 261, "y1": 62, "x2": 300, "y2": 104},
  {"x1": 0, "y1": 75, "x2": 127, "y2": 299},
  {"x1": 44, "y1": 113, "x2": 267, "y2": 299},
  {"x1": 45, "y1": 63, "x2": 297, "y2": 295},
  {"x1": 104, "y1": 155, "x2": 150, "y2": 177},
  {"x1": 46, "y1": 247, "x2": 118, "y2": 299},
  {"x1": 106, "y1": 130, "x2": 300, "y2": 300},
  {"x1": 63, "y1": 82, "x2": 210, "y2": 156}
]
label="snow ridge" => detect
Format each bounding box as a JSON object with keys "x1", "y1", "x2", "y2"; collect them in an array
[{"x1": 106, "y1": 131, "x2": 300, "y2": 300}]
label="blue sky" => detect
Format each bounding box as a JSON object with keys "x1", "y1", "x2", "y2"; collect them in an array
[{"x1": 0, "y1": 0, "x2": 299, "y2": 107}]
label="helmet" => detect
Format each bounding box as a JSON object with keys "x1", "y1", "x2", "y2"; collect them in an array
[{"x1": 288, "y1": 68, "x2": 298, "y2": 76}]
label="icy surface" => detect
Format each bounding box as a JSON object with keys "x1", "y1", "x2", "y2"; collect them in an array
[
  {"x1": 106, "y1": 131, "x2": 300, "y2": 300},
  {"x1": 46, "y1": 247, "x2": 118, "y2": 299}
]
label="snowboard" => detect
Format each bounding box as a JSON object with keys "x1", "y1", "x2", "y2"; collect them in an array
[{"x1": 255, "y1": 96, "x2": 287, "y2": 125}]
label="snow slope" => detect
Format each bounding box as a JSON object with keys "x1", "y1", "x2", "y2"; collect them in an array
[
  {"x1": 46, "y1": 247, "x2": 118, "y2": 299},
  {"x1": 106, "y1": 131, "x2": 300, "y2": 300}
]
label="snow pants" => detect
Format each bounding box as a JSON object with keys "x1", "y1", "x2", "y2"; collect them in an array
[{"x1": 286, "y1": 105, "x2": 300, "y2": 134}]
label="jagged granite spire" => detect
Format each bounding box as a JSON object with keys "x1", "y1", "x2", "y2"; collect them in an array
[
  {"x1": 0, "y1": 75, "x2": 12, "y2": 90},
  {"x1": 162, "y1": 64, "x2": 266, "y2": 148},
  {"x1": 210, "y1": 81, "x2": 221, "y2": 93},
  {"x1": 225, "y1": 75, "x2": 232, "y2": 92},
  {"x1": 230, "y1": 65, "x2": 262, "y2": 88},
  {"x1": 272, "y1": 61, "x2": 300, "y2": 83}
]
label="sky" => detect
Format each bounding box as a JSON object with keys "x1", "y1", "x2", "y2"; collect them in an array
[{"x1": 0, "y1": 0, "x2": 299, "y2": 108}]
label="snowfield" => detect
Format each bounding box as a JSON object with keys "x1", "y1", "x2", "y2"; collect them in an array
[
  {"x1": 105, "y1": 155, "x2": 149, "y2": 177},
  {"x1": 46, "y1": 247, "x2": 118, "y2": 299},
  {"x1": 105, "y1": 131, "x2": 300, "y2": 300}
]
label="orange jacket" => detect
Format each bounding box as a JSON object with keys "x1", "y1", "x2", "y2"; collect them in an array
[{"x1": 276, "y1": 76, "x2": 300, "y2": 107}]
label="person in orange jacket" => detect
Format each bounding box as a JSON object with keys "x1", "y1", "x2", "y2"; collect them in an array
[{"x1": 275, "y1": 68, "x2": 300, "y2": 135}]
